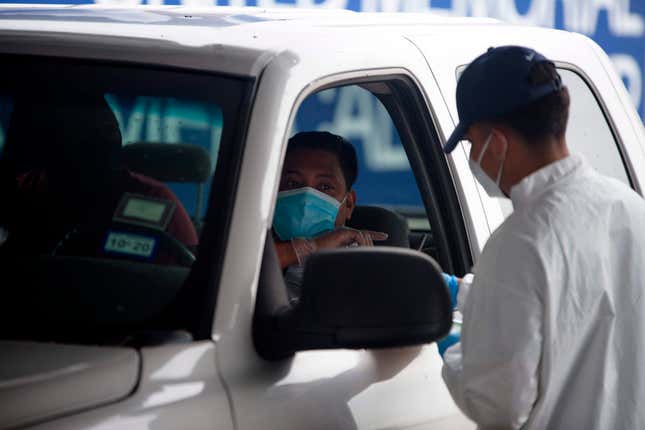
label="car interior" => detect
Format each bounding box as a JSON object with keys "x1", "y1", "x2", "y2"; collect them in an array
[
  {"x1": 0, "y1": 55, "x2": 254, "y2": 349},
  {"x1": 121, "y1": 141, "x2": 212, "y2": 239},
  {"x1": 0, "y1": 94, "x2": 202, "y2": 345},
  {"x1": 346, "y1": 205, "x2": 439, "y2": 260}
]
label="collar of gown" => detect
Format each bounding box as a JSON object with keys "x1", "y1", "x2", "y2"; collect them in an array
[{"x1": 509, "y1": 153, "x2": 585, "y2": 209}]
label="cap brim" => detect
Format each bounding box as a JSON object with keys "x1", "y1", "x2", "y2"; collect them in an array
[{"x1": 443, "y1": 122, "x2": 468, "y2": 154}]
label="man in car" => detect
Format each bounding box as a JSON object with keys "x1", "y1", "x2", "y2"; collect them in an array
[
  {"x1": 273, "y1": 131, "x2": 387, "y2": 302},
  {"x1": 439, "y1": 45, "x2": 645, "y2": 429}
]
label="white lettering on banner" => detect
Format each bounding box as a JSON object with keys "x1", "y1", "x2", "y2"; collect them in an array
[
  {"x1": 106, "y1": 95, "x2": 147, "y2": 143},
  {"x1": 316, "y1": 87, "x2": 408, "y2": 171},
  {"x1": 182, "y1": 0, "x2": 215, "y2": 6},
  {"x1": 362, "y1": 0, "x2": 644, "y2": 38},
  {"x1": 88, "y1": 0, "x2": 644, "y2": 39},
  {"x1": 563, "y1": 0, "x2": 644, "y2": 37},
  {"x1": 494, "y1": 0, "x2": 553, "y2": 27},
  {"x1": 361, "y1": 0, "x2": 401, "y2": 12},
  {"x1": 610, "y1": 53, "x2": 642, "y2": 110},
  {"x1": 444, "y1": 0, "x2": 490, "y2": 17},
  {"x1": 358, "y1": 0, "x2": 644, "y2": 119},
  {"x1": 94, "y1": 0, "x2": 140, "y2": 5},
  {"x1": 454, "y1": 0, "x2": 644, "y2": 37},
  {"x1": 145, "y1": 98, "x2": 162, "y2": 142},
  {"x1": 245, "y1": 0, "x2": 348, "y2": 7}
]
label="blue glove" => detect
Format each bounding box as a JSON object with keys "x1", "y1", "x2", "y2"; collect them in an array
[
  {"x1": 437, "y1": 331, "x2": 461, "y2": 358},
  {"x1": 441, "y1": 273, "x2": 459, "y2": 310}
]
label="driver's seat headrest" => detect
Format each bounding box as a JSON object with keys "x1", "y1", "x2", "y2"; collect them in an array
[
  {"x1": 346, "y1": 205, "x2": 410, "y2": 248},
  {"x1": 121, "y1": 142, "x2": 211, "y2": 183}
]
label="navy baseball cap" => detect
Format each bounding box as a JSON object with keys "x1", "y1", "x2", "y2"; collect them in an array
[{"x1": 443, "y1": 45, "x2": 563, "y2": 153}]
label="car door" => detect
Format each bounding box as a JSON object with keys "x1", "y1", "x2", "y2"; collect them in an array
[{"x1": 211, "y1": 28, "x2": 483, "y2": 430}]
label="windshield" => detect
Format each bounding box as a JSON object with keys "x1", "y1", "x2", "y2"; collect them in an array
[{"x1": 0, "y1": 54, "x2": 251, "y2": 343}]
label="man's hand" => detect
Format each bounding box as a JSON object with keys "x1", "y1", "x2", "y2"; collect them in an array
[
  {"x1": 275, "y1": 227, "x2": 388, "y2": 268},
  {"x1": 313, "y1": 227, "x2": 388, "y2": 250}
]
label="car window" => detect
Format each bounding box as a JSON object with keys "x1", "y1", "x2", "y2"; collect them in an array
[
  {"x1": 279, "y1": 79, "x2": 471, "y2": 269},
  {"x1": 0, "y1": 60, "x2": 228, "y2": 265},
  {"x1": 560, "y1": 68, "x2": 630, "y2": 185},
  {"x1": 293, "y1": 85, "x2": 428, "y2": 230},
  {"x1": 0, "y1": 55, "x2": 251, "y2": 344},
  {"x1": 262, "y1": 76, "x2": 471, "y2": 318}
]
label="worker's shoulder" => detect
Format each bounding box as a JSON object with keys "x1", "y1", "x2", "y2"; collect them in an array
[
  {"x1": 572, "y1": 163, "x2": 645, "y2": 215},
  {"x1": 503, "y1": 163, "x2": 645, "y2": 254}
]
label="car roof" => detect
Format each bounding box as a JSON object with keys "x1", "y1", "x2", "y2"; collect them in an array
[
  {"x1": 0, "y1": 4, "x2": 511, "y2": 76},
  {"x1": 0, "y1": 4, "x2": 501, "y2": 30}
]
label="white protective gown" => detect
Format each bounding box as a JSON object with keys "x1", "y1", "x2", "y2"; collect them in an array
[{"x1": 442, "y1": 154, "x2": 645, "y2": 429}]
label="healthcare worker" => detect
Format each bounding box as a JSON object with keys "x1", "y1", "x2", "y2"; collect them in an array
[{"x1": 440, "y1": 45, "x2": 645, "y2": 429}]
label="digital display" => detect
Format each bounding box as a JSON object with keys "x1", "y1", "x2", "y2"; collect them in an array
[
  {"x1": 122, "y1": 198, "x2": 166, "y2": 223},
  {"x1": 113, "y1": 193, "x2": 176, "y2": 231}
]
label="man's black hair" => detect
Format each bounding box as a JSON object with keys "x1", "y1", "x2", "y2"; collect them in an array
[
  {"x1": 494, "y1": 62, "x2": 570, "y2": 145},
  {"x1": 287, "y1": 131, "x2": 358, "y2": 188}
]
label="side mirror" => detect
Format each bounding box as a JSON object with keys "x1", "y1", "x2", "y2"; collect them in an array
[{"x1": 254, "y1": 244, "x2": 453, "y2": 361}]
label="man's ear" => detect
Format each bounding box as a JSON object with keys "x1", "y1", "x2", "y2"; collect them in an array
[
  {"x1": 489, "y1": 128, "x2": 509, "y2": 161},
  {"x1": 344, "y1": 189, "x2": 357, "y2": 221}
]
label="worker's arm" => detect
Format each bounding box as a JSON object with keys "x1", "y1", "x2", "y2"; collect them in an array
[
  {"x1": 436, "y1": 273, "x2": 474, "y2": 357},
  {"x1": 441, "y1": 236, "x2": 544, "y2": 429},
  {"x1": 441, "y1": 272, "x2": 475, "y2": 311}
]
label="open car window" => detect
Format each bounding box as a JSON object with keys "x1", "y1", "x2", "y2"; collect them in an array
[
  {"x1": 277, "y1": 78, "x2": 471, "y2": 276},
  {"x1": 0, "y1": 55, "x2": 251, "y2": 344},
  {"x1": 293, "y1": 85, "x2": 428, "y2": 232},
  {"x1": 255, "y1": 76, "x2": 470, "y2": 358}
]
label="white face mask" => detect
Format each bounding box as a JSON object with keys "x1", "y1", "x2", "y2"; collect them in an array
[{"x1": 468, "y1": 132, "x2": 507, "y2": 198}]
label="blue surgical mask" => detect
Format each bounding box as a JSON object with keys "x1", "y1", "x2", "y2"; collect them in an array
[{"x1": 273, "y1": 187, "x2": 344, "y2": 240}]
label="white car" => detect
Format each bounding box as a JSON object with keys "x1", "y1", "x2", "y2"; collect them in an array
[{"x1": 0, "y1": 5, "x2": 644, "y2": 430}]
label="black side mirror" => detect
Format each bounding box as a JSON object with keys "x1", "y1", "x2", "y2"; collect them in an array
[{"x1": 254, "y1": 242, "x2": 452, "y2": 361}]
